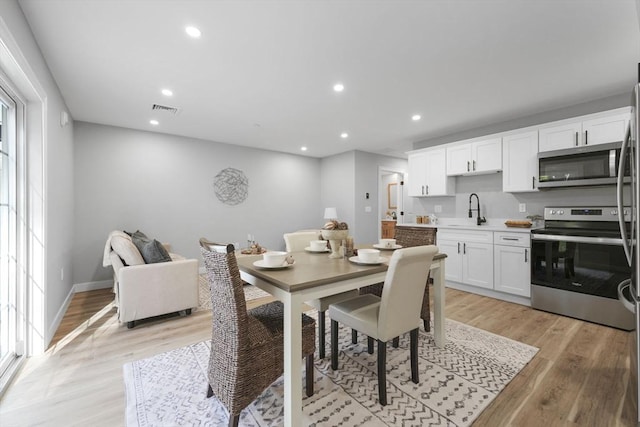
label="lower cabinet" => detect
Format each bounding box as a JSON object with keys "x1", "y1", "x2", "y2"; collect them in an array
[
  {"x1": 493, "y1": 232, "x2": 531, "y2": 297},
  {"x1": 438, "y1": 229, "x2": 531, "y2": 299},
  {"x1": 437, "y1": 230, "x2": 494, "y2": 290}
]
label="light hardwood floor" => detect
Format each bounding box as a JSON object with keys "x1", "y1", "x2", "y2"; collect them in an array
[{"x1": 0, "y1": 286, "x2": 635, "y2": 426}]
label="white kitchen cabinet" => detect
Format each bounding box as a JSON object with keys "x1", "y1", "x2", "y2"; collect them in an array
[
  {"x1": 493, "y1": 232, "x2": 531, "y2": 297},
  {"x1": 446, "y1": 138, "x2": 502, "y2": 175},
  {"x1": 502, "y1": 130, "x2": 539, "y2": 192},
  {"x1": 538, "y1": 108, "x2": 630, "y2": 152},
  {"x1": 407, "y1": 152, "x2": 428, "y2": 197},
  {"x1": 582, "y1": 113, "x2": 629, "y2": 146},
  {"x1": 437, "y1": 229, "x2": 493, "y2": 289},
  {"x1": 407, "y1": 148, "x2": 455, "y2": 197}
]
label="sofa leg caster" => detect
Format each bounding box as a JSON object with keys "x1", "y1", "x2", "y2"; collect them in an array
[{"x1": 127, "y1": 321, "x2": 135, "y2": 329}]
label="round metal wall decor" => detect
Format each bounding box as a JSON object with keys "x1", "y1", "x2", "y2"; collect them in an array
[{"x1": 213, "y1": 168, "x2": 248, "y2": 205}]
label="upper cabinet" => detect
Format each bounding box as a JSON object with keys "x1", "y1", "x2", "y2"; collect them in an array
[
  {"x1": 446, "y1": 138, "x2": 502, "y2": 176},
  {"x1": 539, "y1": 108, "x2": 630, "y2": 152},
  {"x1": 407, "y1": 148, "x2": 455, "y2": 197},
  {"x1": 502, "y1": 130, "x2": 539, "y2": 193}
]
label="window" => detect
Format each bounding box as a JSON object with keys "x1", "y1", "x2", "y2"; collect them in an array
[{"x1": 0, "y1": 82, "x2": 25, "y2": 385}]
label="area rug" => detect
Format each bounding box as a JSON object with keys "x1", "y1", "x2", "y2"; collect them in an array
[
  {"x1": 123, "y1": 315, "x2": 538, "y2": 426},
  {"x1": 198, "y1": 274, "x2": 271, "y2": 309}
]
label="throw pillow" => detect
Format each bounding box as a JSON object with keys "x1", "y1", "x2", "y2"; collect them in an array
[
  {"x1": 110, "y1": 232, "x2": 145, "y2": 266},
  {"x1": 131, "y1": 234, "x2": 172, "y2": 264}
]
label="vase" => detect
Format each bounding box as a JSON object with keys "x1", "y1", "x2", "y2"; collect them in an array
[{"x1": 321, "y1": 229, "x2": 349, "y2": 259}]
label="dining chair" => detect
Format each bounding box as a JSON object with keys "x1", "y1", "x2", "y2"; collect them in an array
[
  {"x1": 358, "y1": 225, "x2": 435, "y2": 333},
  {"x1": 283, "y1": 231, "x2": 359, "y2": 359},
  {"x1": 329, "y1": 245, "x2": 438, "y2": 406},
  {"x1": 199, "y1": 240, "x2": 316, "y2": 427}
]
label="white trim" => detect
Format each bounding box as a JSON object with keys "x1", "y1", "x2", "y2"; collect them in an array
[
  {"x1": 445, "y1": 281, "x2": 531, "y2": 307},
  {"x1": 47, "y1": 286, "x2": 73, "y2": 343},
  {"x1": 198, "y1": 266, "x2": 206, "y2": 275},
  {"x1": 74, "y1": 280, "x2": 113, "y2": 293},
  {"x1": 46, "y1": 280, "x2": 114, "y2": 342}
]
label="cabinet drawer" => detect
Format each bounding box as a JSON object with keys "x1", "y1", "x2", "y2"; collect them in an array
[
  {"x1": 494, "y1": 232, "x2": 530, "y2": 247},
  {"x1": 437, "y1": 229, "x2": 493, "y2": 243}
]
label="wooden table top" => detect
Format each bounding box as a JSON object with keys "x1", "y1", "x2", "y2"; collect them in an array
[{"x1": 236, "y1": 248, "x2": 446, "y2": 294}]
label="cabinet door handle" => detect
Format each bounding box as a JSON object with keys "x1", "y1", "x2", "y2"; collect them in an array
[
  {"x1": 463, "y1": 243, "x2": 466, "y2": 254},
  {"x1": 467, "y1": 161, "x2": 470, "y2": 172},
  {"x1": 426, "y1": 185, "x2": 429, "y2": 195},
  {"x1": 473, "y1": 160, "x2": 476, "y2": 171},
  {"x1": 421, "y1": 185, "x2": 424, "y2": 195},
  {"x1": 575, "y1": 131, "x2": 579, "y2": 146},
  {"x1": 532, "y1": 176, "x2": 536, "y2": 189},
  {"x1": 585, "y1": 130, "x2": 588, "y2": 145},
  {"x1": 524, "y1": 248, "x2": 528, "y2": 263},
  {"x1": 503, "y1": 237, "x2": 519, "y2": 241},
  {"x1": 457, "y1": 242, "x2": 460, "y2": 253}
]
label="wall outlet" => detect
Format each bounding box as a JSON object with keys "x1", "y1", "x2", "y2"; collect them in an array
[
  {"x1": 519, "y1": 203, "x2": 526, "y2": 213},
  {"x1": 365, "y1": 206, "x2": 372, "y2": 213},
  {"x1": 434, "y1": 205, "x2": 442, "y2": 213}
]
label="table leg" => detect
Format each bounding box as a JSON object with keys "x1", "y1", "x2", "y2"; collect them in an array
[
  {"x1": 283, "y1": 292, "x2": 303, "y2": 427},
  {"x1": 432, "y1": 261, "x2": 446, "y2": 348}
]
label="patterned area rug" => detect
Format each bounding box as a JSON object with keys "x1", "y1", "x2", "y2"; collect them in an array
[
  {"x1": 123, "y1": 315, "x2": 538, "y2": 426},
  {"x1": 198, "y1": 274, "x2": 270, "y2": 309}
]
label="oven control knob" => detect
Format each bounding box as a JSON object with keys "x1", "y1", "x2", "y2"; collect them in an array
[
  {"x1": 611, "y1": 209, "x2": 618, "y2": 216},
  {"x1": 549, "y1": 209, "x2": 556, "y2": 215},
  {"x1": 558, "y1": 210, "x2": 564, "y2": 215}
]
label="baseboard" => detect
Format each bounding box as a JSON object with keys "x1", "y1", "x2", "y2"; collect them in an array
[
  {"x1": 446, "y1": 282, "x2": 531, "y2": 307},
  {"x1": 74, "y1": 279, "x2": 113, "y2": 293},
  {"x1": 46, "y1": 279, "x2": 114, "y2": 348}
]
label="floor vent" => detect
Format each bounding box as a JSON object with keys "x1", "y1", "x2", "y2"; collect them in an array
[{"x1": 151, "y1": 104, "x2": 180, "y2": 115}]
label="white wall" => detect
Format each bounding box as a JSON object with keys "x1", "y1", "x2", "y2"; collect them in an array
[
  {"x1": 73, "y1": 122, "x2": 322, "y2": 284},
  {"x1": 320, "y1": 151, "x2": 356, "y2": 230},
  {"x1": 0, "y1": 0, "x2": 74, "y2": 352}
]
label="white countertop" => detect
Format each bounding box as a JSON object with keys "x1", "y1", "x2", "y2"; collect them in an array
[{"x1": 397, "y1": 218, "x2": 538, "y2": 233}]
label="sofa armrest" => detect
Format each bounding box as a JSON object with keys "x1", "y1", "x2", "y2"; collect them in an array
[{"x1": 117, "y1": 258, "x2": 199, "y2": 323}]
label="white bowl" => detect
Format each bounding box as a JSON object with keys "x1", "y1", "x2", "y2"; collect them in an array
[
  {"x1": 310, "y1": 240, "x2": 327, "y2": 251},
  {"x1": 263, "y1": 251, "x2": 288, "y2": 267},
  {"x1": 379, "y1": 238, "x2": 396, "y2": 248},
  {"x1": 358, "y1": 248, "x2": 380, "y2": 263}
]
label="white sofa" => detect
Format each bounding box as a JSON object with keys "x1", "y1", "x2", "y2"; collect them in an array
[{"x1": 104, "y1": 231, "x2": 199, "y2": 328}]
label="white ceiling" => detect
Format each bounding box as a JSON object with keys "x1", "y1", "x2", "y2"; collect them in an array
[{"x1": 18, "y1": 0, "x2": 640, "y2": 159}]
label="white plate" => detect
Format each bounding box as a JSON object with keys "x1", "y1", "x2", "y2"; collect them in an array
[
  {"x1": 372, "y1": 243, "x2": 403, "y2": 250},
  {"x1": 305, "y1": 246, "x2": 330, "y2": 253},
  {"x1": 348, "y1": 256, "x2": 388, "y2": 266},
  {"x1": 253, "y1": 260, "x2": 295, "y2": 269}
]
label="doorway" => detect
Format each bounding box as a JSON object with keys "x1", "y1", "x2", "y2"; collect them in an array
[{"x1": 378, "y1": 167, "x2": 406, "y2": 240}]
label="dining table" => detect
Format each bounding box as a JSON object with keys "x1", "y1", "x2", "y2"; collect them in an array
[{"x1": 236, "y1": 245, "x2": 447, "y2": 427}]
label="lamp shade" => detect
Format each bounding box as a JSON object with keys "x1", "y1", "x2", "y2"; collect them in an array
[{"x1": 324, "y1": 207, "x2": 338, "y2": 220}]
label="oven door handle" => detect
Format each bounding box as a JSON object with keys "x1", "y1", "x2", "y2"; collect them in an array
[{"x1": 531, "y1": 233, "x2": 624, "y2": 246}]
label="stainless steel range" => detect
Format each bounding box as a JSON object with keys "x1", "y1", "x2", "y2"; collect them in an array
[{"x1": 531, "y1": 206, "x2": 634, "y2": 330}]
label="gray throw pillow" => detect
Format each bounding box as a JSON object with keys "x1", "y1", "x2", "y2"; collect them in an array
[{"x1": 128, "y1": 231, "x2": 172, "y2": 264}]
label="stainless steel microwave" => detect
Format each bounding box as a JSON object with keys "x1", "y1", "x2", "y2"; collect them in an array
[{"x1": 537, "y1": 141, "x2": 630, "y2": 188}]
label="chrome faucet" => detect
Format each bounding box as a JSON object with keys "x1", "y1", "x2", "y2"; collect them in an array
[{"x1": 468, "y1": 193, "x2": 487, "y2": 226}]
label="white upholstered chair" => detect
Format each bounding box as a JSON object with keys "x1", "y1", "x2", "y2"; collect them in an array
[
  {"x1": 329, "y1": 245, "x2": 438, "y2": 405},
  {"x1": 283, "y1": 231, "x2": 359, "y2": 359}
]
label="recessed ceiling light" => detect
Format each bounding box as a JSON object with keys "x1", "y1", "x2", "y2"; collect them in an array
[
  {"x1": 333, "y1": 83, "x2": 344, "y2": 92},
  {"x1": 340, "y1": 132, "x2": 349, "y2": 139},
  {"x1": 149, "y1": 119, "x2": 159, "y2": 125},
  {"x1": 161, "y1": 89, "x2": 173, "y2": 97},
  {"x1": 301, "y1": 146, "x2": 308, "y2": 151},
  {"x1": 185, "y1": 26, "x2": 201, "y2": 38},
  {"x1": 412, "y1": 114, "x2": 422, "y2": 121}
]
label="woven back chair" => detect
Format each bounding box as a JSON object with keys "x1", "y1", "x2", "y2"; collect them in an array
[
  {"x1": 199, "y1": 241, "x2": 316, "y2": 427},
  {"x1": 359, "y1": 226, "x2": 435, "y2": 332}
]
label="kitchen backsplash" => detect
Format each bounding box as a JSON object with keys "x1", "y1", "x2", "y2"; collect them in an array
[{"x1": 407, "y1": 173, "x2": 623, "y2": 220}]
